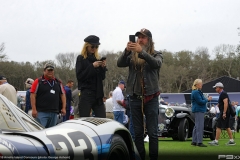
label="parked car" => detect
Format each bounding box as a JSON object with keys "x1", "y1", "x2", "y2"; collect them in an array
[
  {"x1": 158, "y1": 103, "x2": 216, "y2": 141},
  {"x1": 0, "y1": 94, "x2": 140, "y2": 160}
]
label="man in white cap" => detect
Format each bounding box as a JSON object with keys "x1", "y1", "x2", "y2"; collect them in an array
[{"x1": 209, "y1": 82, "x2": 236, "y2": 146}]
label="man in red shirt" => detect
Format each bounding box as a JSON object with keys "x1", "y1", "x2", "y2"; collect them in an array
[{"x1": 30, "y1": 63, "x2": 66, "y2": 128}]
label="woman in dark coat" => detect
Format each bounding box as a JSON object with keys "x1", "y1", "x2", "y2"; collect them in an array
[{"x1": 75, "y1": 35, "x2": 107, "y2": 118}]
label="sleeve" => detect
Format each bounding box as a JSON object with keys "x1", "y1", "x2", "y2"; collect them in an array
[
  {"x1": 30, "y1": 79, "x2": 39, "y2": 93},
  {"x1": 138, "y1": 50, "x2": 163, "y2": 69},
  {"x1": 221, "y1": 92, "x2": 228, "y2": 101},
  {"x1": 117, "y1": 49, "x2": 132, "y2": 67},
  {"x1": 75, "y1": 55, "x2": 97, "y2": 82},
  {"x1": 98, "y1": 66, "x2": 107, "y2": 80},
  {"x1": 193, "y1": 91, "x2": 208, "y2": 105},
  {"x1": 60, "y1": 83, "x2": 65, "y2": 94},
  {"x1": 115, "y1": 90, "x2": 124, "y2": 101}
]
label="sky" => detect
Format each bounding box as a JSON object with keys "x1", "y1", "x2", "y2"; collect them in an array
[{"x1": 0, "y1": 0, "x2": 240, "y2": 63}]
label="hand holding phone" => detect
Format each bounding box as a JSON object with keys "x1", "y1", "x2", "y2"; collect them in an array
[
  {"x1": 129, "y1": 35, "x2": 136, "y2": 43},
  {"x1": 100, "y1": 57, "x2": 106, "y2": 61}
]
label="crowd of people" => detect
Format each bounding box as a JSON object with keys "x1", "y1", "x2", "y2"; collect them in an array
[{"x1": 1, "y1": 28, "x2": 240, "y2": 160}]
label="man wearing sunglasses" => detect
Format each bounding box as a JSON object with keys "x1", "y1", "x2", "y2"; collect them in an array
[
  {"x1": 75, "y1": 35, "x2": 107, "y2": 118},
  {"x1": 117, "y1": 28, "x2": 163, "y2": 160},
  {"x1": 31, "y1": 63, "x2": 66, "y2": 128}
]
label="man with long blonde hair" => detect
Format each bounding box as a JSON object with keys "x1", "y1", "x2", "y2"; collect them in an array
[
  {"x1": 117, "y1": 28, "x2": 163, "y2": 160},
  {"x1": 75, "y1": 35, "x2": 107, "y2": 118}
]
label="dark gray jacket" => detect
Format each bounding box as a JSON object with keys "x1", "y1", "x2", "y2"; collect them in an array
[{"x1": 117, "y1": 49, "x2": 163, "y2": 96}]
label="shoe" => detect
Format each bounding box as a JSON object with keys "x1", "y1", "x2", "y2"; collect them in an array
[
  {"x1": 208, "y1": 140, "x2": 219, "y2": 146},
  {"x1": 225, "y1": 140, "x2": 236, "y2": 146},
  {"x1": 144, "y1": 135, "x2": 149, "y2": 143},
  {"x1": 197, "y1": 143, "x2": 207, "y2": 147},
  {"x1": 191, "y1": 142, "x2": 196, "y2": 146}
]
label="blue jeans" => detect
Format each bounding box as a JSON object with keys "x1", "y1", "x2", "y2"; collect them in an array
[
  {"x1": 129, "y1": 96, "x2": 159, "y2": 160},
  {"x1": 192, "y1": 112, "x2": 205, "y2": 144},
  {"x1": 128, "y1": 109, "x2": 135, "y2": 140},
  {"x1": 62, "y1": 109, "x2": 70, "y2": 122},
  {"x1": 36, "y1": 112, "x2": 57, "y2": 128},
  {"x1": 113, "y1": 111, "x2": 124, "y2": 125}
]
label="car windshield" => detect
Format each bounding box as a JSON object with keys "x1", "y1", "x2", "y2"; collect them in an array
[
  {"x1": 0, "y1": 95, "x2": 43, "y2": 132},
  {"x1": 0, "y1": 96, "x2": 25, "y2": 132}
]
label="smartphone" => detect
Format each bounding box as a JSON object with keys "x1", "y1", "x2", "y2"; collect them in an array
[
  {"x1": 100, "y1": 57, "x2": 106, "y2": 61},
  {"x1": 129, "y1": 35, "x2": 136, "y2": 43}
]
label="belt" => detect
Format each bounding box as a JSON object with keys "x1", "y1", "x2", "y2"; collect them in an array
[
  {"x1": 130, "y1": 94, "x2": 143, "y2": 100},
  {"x1": 106, "y1": 112, "x2": 113, "y2": 113}
]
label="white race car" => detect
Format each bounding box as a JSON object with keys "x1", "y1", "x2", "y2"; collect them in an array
[{"x1": 0, "y1": 94, "x2": 140, "y2": 160}]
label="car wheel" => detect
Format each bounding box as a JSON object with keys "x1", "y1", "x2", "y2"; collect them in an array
[
  {"x1": 172, "y1": 134, "x2": 179, "y2": 141},
  {"x1": 178, "y1": 118, "x2": 189, "y2": 141},
  {"x1": 107, "y1": 134, "x2": 130, "y2": 160}
]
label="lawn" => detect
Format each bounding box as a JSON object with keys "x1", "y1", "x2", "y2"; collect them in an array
[{"x1": 144, "y1": 132, "x2": 240, "y2": 160}]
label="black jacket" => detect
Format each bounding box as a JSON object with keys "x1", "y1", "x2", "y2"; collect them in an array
[
  {"x1": 117, "y1": 50, "x2": 163, "y2": 96},
  {"x1": 75, "y1": 54, "x2": 106, "y2": 99}
]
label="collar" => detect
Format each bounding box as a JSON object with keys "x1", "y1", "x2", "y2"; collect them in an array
[
  {"x1": 219, "y1": 90, "x2": 224, "y2": 95},
  {"x1": 43, "y1": 75, "x2": 55, "y2": 81}
]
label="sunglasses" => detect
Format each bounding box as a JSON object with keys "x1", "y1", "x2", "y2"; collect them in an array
[
  {"x1": 91, "y1": 45, "x2": 99, "y2": 49},
  {"x1": 47, "y1": 69, "x2": 54, "y2": 72}
]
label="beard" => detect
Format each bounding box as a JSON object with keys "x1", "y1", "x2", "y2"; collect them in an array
[{"x1": 132, "y1": 43, "x2": 150, "y2": 66}]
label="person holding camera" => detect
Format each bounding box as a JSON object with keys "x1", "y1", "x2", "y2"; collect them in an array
[
  {"x1": 75, "y1": 35, "x2": 107, "y2": 118},
  {"x1": 117, "y1": 28, "x2": 163, "y2": 160}
]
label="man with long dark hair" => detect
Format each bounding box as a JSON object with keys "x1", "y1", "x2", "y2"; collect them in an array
[{"x1": 117, "y1": 28, "x2": 163, "y2": 160}]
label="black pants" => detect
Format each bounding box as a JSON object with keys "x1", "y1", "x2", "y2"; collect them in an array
[{"x1": 78, "y1": 90, "x2": 106, "y2": 118}]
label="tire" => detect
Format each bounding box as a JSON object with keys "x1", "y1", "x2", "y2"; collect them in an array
[
  {"x1": 172, "y1": 134, "x2": 179, "y2": 141},
  {"x1": 107, "y1": 134, "x2": 130, "y2": 160},
  {"x1": 178, "y1": 118, "x2": 189, "y2": 141}
]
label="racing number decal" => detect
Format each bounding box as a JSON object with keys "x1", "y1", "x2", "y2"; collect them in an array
[
  {"x1": 68, "y1": 132, "x2": 93, "y2": 160},
  {"x1": 47, "y1": 134, "x2": 74, "y2": 158},
  {"x1": 46, "y1": 130, "x2": 96, "y2": 160}
]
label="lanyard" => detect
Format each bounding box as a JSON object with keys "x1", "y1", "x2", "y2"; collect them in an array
[{"x1": 47, "y1": 80, "x2": 55, "y2": 88}]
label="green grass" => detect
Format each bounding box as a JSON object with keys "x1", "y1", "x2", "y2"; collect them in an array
[{"x1": 144, "y1": 132, "x2": 240, "y2": 160}]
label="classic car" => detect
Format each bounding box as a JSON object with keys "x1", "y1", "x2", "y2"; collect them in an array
[
  {"x1": 157, "y1": 103, "x2": 216, "y2": 141},
  {"x1": 0, "y1": 94, "x2": 140, "y2": 160}
]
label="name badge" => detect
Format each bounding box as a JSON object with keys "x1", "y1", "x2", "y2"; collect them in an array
[{"x1": 50, "y1": 89, "x2": 55, "y2": 94}]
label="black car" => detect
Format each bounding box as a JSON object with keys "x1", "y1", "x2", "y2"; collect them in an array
[{"x1": 158, "y1": 104, "x2": 216, "y2": 141}]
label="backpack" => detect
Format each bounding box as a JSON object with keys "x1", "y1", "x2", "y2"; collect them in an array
[{"x1": 38, "y1": 77, "x2": 63, "y2": 113}]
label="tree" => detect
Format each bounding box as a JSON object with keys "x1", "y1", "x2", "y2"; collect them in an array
[
  {"x1": 213, "y1": 44, "x2": 237, "y2": 77},
  {"x1": 55, "y1": 53, "x2": 78, "y2": 70},
  {"x1": 0, "y1": 43, "x2": 8, "y2": 61}
]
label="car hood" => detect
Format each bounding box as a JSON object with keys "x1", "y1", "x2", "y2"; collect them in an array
[{"x1": 160, "y1": 105, "x2": 191, "y2": 112}]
